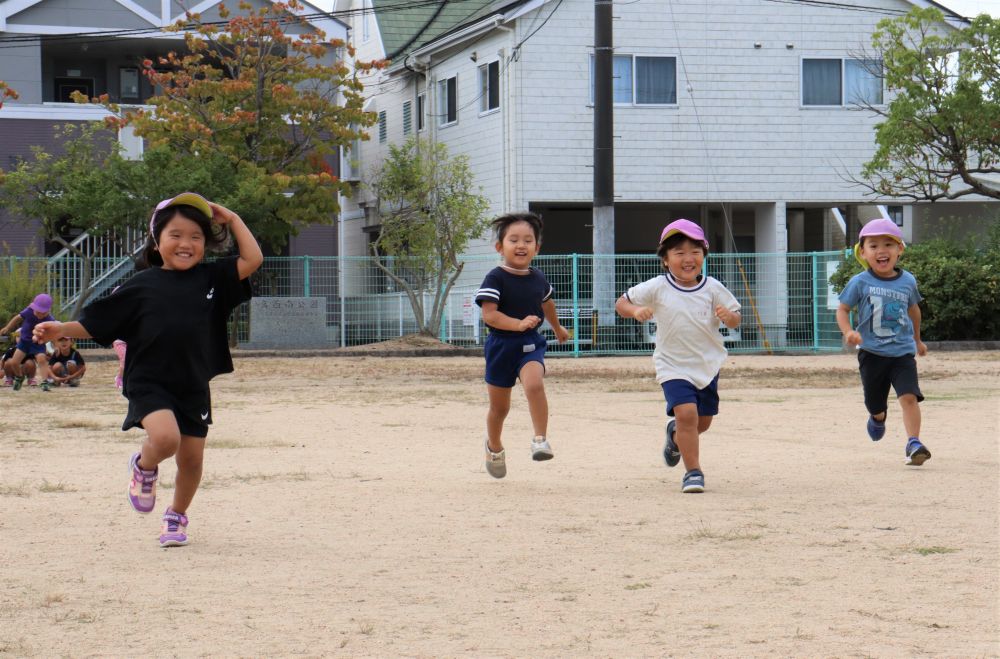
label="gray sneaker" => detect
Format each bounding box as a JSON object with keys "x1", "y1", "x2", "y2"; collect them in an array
[
  {"x1": 530, "y1": 436, "x2": 554, "y2": 461},
  {"x1": 485, "y1": 439, "x2": 507, "y2": 479}
]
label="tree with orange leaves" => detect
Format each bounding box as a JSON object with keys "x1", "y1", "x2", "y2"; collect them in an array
[
  {"x1": 0, "y1": 81, "x2": 19, "y2": 109},
  {"x1": 104, "y1": 1, "x2": 384, "y2": 249}
]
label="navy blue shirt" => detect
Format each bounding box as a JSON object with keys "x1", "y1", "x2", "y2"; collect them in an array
[{"x1": 475, "y1": 266, "x2": 553, "y2": 335}]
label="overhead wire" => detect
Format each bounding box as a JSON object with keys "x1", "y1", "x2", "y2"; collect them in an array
[{"x1": 663, "y1": 0, "x2": 773, "y2": 351}]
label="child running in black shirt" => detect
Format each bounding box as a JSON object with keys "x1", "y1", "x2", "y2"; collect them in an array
[
  {"x1": 33, "y1": 193, "x2": 263, "y2": 547},
  {"x1": 475, "y1": 212, "x2": 569, "y2": 478}
]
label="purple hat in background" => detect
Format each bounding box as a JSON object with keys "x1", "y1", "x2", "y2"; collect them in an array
[
  {"x1": 659, "y1": 219, "x2": 708, "y2": 249},
  {"x1": 854, "y1": 217, "x2": 905, "y2": 266},
  {"x1": 29, "y1": 293, "x2": 52, "y2": 314}
]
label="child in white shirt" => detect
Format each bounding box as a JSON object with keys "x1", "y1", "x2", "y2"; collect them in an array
[{"x1": 616, "y1": 219, "x2": 741, "y2": 493}]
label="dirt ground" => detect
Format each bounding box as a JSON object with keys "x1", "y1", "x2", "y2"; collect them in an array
[{"x1": 1, "y1": 350, "x2": 998, "y2": 657}]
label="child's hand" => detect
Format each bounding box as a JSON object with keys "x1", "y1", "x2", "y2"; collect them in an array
[
  {"x1": 207, "y1": 202, "x2": 240, "y2": 225},
  {"x1": 32, "y1": 321, "x2": 62, "y2": 344},
  {"x1": 916, "y1": 340, "x2": 928, "y2": 356},
  {"x1": 518, "y1": 315, "x2": 542, "y2": 332},
  {"x1": 554, "y1": 325, "x2": 570, "y2": 344},
  {"x1": 844, "y1": 330, "x2": 862, "y2": 347},
  {"x1": 632, "y1": 307, "x2": 654, "y2": 322},
  {"x1": 715, "y1": 305, "x2": 740, "y2": 327}
]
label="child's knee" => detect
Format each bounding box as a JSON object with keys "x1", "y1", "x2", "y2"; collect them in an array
[
  {"x1": 147, "y1": 428, "x2": 182, "y2": 451},
  {"x1": 51, "y1": 363, "x2": 64, "y2": 375},
  {"x1": 898, "y1": 393, "x2": 919, "y2": 407},
  {"x1": 698, "y1": 416, "x2": 714, "y2": 433},
  {"x1": 489, "y1": 401, "x2": 511, "y2": 417},
  {"x1": 673, "y1": 404, "x2": 699, "y2": 427}
]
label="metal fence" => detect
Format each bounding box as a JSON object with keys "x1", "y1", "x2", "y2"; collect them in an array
[{"x1": 3, "y1": 251, "x2": 850, "y2": 354}]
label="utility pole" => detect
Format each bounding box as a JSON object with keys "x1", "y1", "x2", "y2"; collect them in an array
[{"x1": 593, "y1": 0, "x2": 615, "y2": 326}]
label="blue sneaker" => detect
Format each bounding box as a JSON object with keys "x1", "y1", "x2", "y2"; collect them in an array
[
  {"x1": 681, "y1": 469, "x2": 705, "y2": 493},
  {"x1": 663, "y1": 420, "x2": 681, "y2": 467},
  {"x1": 905, "y1": 438, "x2": 931, "y2": 466},
  {"x1": 867, "y1": 415, "x2": 886, "y2": 441}
]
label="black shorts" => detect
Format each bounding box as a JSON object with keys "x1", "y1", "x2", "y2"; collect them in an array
[
  {"x1": 857, "y1": 350, "x2": 924, "y2": 415},
  {"x1": 123, "y1": 385, "x2": 212, "y2": 438}
]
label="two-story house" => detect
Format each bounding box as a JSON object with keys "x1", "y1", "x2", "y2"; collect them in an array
[
  {"x1": 335, "y1": 0, "x2": 996, "y2": 341},
  {"x1": 0, "y1": 0, "x2": 348, "y2": 258}
]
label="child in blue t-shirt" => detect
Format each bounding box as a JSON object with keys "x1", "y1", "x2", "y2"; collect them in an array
[
  {"x1": 475, "y1": 212, "x2": 569, "y2": 479},
  {"x1": 836, "y1": 218, "x2": 930, "y2": 466}
]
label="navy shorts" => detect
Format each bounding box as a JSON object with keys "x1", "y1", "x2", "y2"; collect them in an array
[
  {"x1": 661, "y1": 375, "x2": 720, "y2": 417},
  {"x1": 16, "y1": 340, "x2": 46, "y2": 357},
  {"x1": 123, "y1": 384, "x2": 212, "y2": 438},
  {"x1": 484, "y1": 331, "x2": 547, "y2": 388},
  {"x1": 858, "y1": 350, "x2": 923, "y2": 415}
]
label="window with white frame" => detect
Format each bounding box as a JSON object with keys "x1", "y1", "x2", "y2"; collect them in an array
[
  {"x1": 479, "y1": 61, "x2": 500, "y2": 113},
  {"x1": 416, "y1": 93, "x2": 426, "y2": 131},
  {"x1": 378, "y1": 110, "x2": 387, "y2": 143},
  {"x1": 403, "y1": 100, "x2": 412, "y2": 135},
  {"x1": 438, "y1": 75, "x2": 457, "y2": 126},
  {"x1": 590, "y1": 54, "x2": 677, "y2": 105},
  {"x1": 802, "y1": 58, "x2": 883, "y2": 106}
]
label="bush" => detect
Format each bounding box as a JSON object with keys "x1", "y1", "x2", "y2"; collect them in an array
[
  {"x1": 829, "y1": 223, "x2": 1000, "y2": 341},
  {"x1": 0, "y1": 253, "x2": 61, "y2": 343}
]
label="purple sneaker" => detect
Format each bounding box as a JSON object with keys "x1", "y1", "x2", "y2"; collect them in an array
[
  {"x1": 127, "y1": 452, "x2": 157, "y2": 514},
  {"x1": 159, "y1": 508, "x2": 189, "y2": 547}
]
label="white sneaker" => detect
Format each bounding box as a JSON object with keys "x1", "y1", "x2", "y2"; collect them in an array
[
  {"x1": 484, "y1": 438, "x2": 507, "y2": 479},
  {"x1": 530, "y1": 436, "x2": 554, "y2": 461}
]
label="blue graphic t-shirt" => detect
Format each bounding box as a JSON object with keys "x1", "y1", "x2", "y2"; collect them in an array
[{"x1": 839, "y1": 268, "x2": 922, "y2": 357}]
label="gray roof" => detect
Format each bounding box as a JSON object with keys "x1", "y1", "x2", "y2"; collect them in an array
[{"x1": 374, "y1": 0, "x2": 523, "y2": 60}]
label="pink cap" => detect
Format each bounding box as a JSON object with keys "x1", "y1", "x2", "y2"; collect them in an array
[
  {"x1": 854, "y1": 217, "x2": 905, "y2": 266},
  {"x1": 29, "y1": 293, "x2": 52, "y2": 314},
  {"x1": 149, "y1": 192, "x2": 213, "y2": 234},
  {"x1": 659, "y1": 219, "x2": 708, "y2": 249}
]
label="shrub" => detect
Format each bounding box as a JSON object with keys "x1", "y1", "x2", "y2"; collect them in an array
[{"x1": 829, "y1": 222, "x2": 1000, "y2": 341}]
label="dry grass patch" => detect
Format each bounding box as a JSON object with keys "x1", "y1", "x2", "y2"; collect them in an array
[
  {"x1": 38, "y1": 480, "x2": 76, "y2": 494},
  {"x1": 0, "y1": 482, "x2": 32, "y2": 497},
  {"x1": 51, "y1": 418, "x2": 108, "y2": 431}
]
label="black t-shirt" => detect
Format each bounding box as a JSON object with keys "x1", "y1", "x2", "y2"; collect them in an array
[
  {"x1": 475, "y1": 266, "x2": 553, "y2": 335},
  {"x1": 49, "y1": 349, "x2": 85, "y2": 367},
  {"x1": 78, "y1": 257, "x2": 251, "y2": 396}
]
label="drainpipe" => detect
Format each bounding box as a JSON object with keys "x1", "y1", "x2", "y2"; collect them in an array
[{"x1": 495, "y1": 21, "x2": 514, "y2": 212}]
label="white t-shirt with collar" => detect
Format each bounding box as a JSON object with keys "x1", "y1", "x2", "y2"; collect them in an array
[{"x1": 626, "y1": 273, "x2": 741, "y2": 389}]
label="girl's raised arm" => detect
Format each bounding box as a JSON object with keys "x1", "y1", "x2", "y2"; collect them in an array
[{"x1": 209, "y1": 202, "x2": 264, "y2": 280}]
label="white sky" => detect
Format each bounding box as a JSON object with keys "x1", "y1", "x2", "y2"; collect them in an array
[{"x1": 938, "y1": 0, "x2": 1000, "y2": 17}]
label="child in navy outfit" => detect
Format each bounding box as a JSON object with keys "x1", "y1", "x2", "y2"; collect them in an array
[{"x1": 475, "y1": 212, "x2": 569, "y2": 479}]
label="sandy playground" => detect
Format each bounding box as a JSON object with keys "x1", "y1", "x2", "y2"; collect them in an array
[{"x1": 1, "y1": 349, "x2": 998, "y2": 657}]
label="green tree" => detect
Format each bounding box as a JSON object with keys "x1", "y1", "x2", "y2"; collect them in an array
[
  {"x1": 369, "y1": 137, "x2": 491, "y2": 337},
  {"x1": 101, "y1": 0, "x2": 381, "y2": 250},
  {"x1": 0, "y1": 123, "x2": 238, "y2": 317},
  {"x1": 856, "y1": 8, "x2": 1000, "y2": 201}
]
